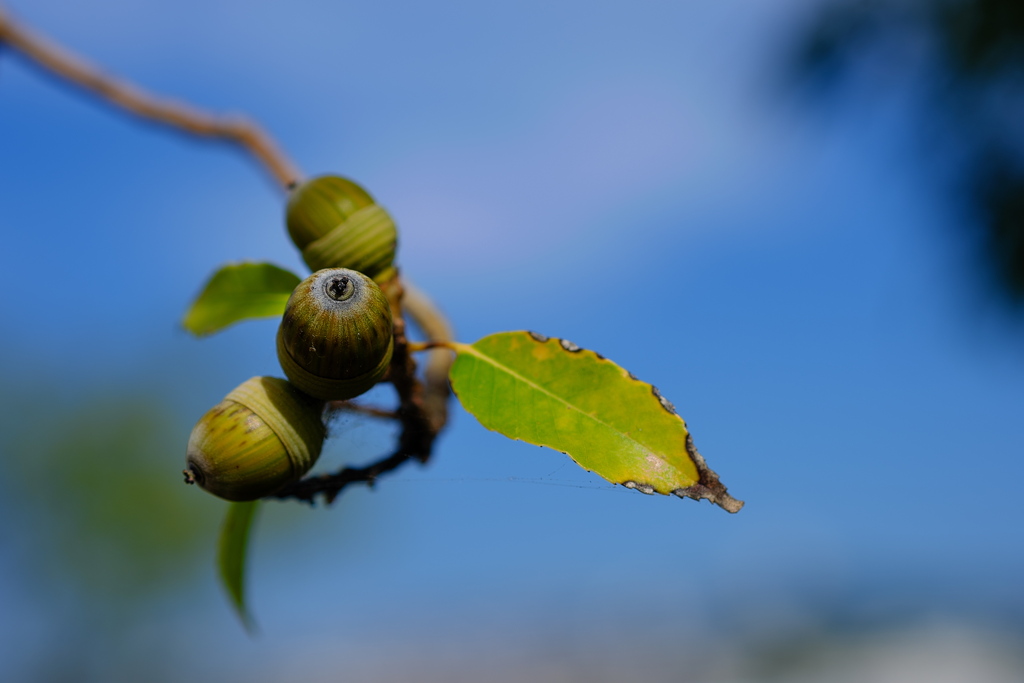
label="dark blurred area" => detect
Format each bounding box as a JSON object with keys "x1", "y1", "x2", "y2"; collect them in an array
[{"x1": 792, "y1": 0, "x2": 1024, "y2": 304}]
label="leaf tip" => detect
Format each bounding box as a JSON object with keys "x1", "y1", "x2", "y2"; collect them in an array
[
  {"x1": 672, "y1": 485, "x2": 745, "y2": 513},
  {"x1": 235, "y1": 606, "x2": 259, "y2": 636},
  {"x1": 180, "y1": 318, "x2": 209, "y2": 337},
  {"x1": 679, "y1": 434, "x2": 744, "y2": 513}
]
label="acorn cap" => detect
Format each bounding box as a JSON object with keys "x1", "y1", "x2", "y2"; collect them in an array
[
  {"x1": 286, "y1": 176, "x2": 375, "y2": 249},
  {"x1": 185, "y1": 376, "x2": 326, "y2": 501},
  {"x1": 286, "y1": 175, "x2": 397, "y2": 282}
]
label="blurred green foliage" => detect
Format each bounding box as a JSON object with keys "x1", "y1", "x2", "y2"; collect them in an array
[{"x1": 0, "y1": 383, "x2": 220, "y2": 608}]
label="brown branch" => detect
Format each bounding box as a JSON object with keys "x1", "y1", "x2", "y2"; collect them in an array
[
  {"x1": 270, "y1": 450, "x2": 419, "y2": 505},
  {"x1": 0, "y1": 7, "x2": 301, "y2": 189}
]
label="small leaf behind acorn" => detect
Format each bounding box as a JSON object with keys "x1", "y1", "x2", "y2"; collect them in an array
[{"x1": 183, "y1": 262, "x2": 301, "y2": 336}]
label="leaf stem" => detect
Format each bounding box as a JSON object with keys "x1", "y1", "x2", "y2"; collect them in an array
[{"x1": 407, "y1": 340, "x2": 458, "y2": 353}]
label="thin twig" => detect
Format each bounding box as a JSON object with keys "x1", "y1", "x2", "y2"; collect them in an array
[
  {"x1": 327, "y1": 401, "x2": 399, "y2": 420},
  {"x1": 0, "y1": 7, "x2": 301, "y2": 189}
]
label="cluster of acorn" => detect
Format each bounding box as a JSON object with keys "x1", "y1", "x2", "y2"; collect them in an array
[{"x1": 184, "y1": 176, "x2": 399, "y2": 501}]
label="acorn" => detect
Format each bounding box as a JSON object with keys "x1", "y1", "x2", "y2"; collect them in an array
[
  {"x1": 286, "y1": 175, "x2": 398, "y2": 282},
  {"x1": 184, "y1": 376, "x2": 326, "y2": 501},
  {"x1": 276, "y1": 268, "x2": 394, "y2": 401}
]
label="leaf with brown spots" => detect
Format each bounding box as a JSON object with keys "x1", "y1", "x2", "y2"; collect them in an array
[{"x1": 448, "y1": 331, "x2": 743, "y2": 513}]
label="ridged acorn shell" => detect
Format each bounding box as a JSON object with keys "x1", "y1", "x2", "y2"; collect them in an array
[
  {"x1": 185, "y1": 376, "x2": 326, "y2": 501},
  {"x1": 286, "y1": 175, "x2": 398, "y2": 282},
  {"x1": 276, "y1": 268, "x2": 394, "y2": 401}
]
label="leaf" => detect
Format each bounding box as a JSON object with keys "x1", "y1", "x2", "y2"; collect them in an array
[
  {"x1": 183, "y1": 262, "x2": 301, "y2": 336},
  {"x1": 218, "y1": 500, "x2": 260, "y2": 633},
  {"x1": 448, "y1": 331, "x2": 743, "y2": 513}
]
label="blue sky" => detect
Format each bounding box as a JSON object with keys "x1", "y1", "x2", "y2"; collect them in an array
[{"x1": 1, "y1": 0, "x2": 1023, "y2": 680}]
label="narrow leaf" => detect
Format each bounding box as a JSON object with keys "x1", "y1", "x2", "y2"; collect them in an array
[
  {"x1": 218, "y1": 500, "x2": 260, "y2": 633},
  {"x1": 449, "y1": 331, "x2": 743, "y2": 513},
  {"x1": 183, "y1": 262, "x2": 301, "y2": 336}
]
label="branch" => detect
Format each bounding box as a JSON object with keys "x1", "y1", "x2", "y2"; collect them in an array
[
  {"x1": 401, "y1": 280, "x2": 455, "y2": 433},
  {"x1": 271, "y1": 450, "x2": 419, "y2": 505},
  {"x1": 0, "y1": 8, "x2": 456, "y2": 505},
  {"x1": 0, "y1": 7, "x2": 301, "y2": 189}
]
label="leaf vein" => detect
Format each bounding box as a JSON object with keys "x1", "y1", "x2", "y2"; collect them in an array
[{"x1": 463, "y1": 345, "x2": 656, "y2": 459}]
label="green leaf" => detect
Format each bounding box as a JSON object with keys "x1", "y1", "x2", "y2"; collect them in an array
[
  {"x1": 218, "y1": 500, "x2": 260, "y2": 633},
  {"x1": 448, "y1": 331, "x2": 743, "y2": 513},
  {"x1": 183, "y1": 262, "x2": 302, "y2": 336}
]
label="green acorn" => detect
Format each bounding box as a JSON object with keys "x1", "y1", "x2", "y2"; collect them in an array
[
  {"x1": 276, "y1": 268, "x2": 394, "y2": 401},
  {"x1": 286, "y1": 175, "x2": 398, "y2": 282},
  {"x1": 184, "y1": 376, "x2": 326, "y2": 501}
]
